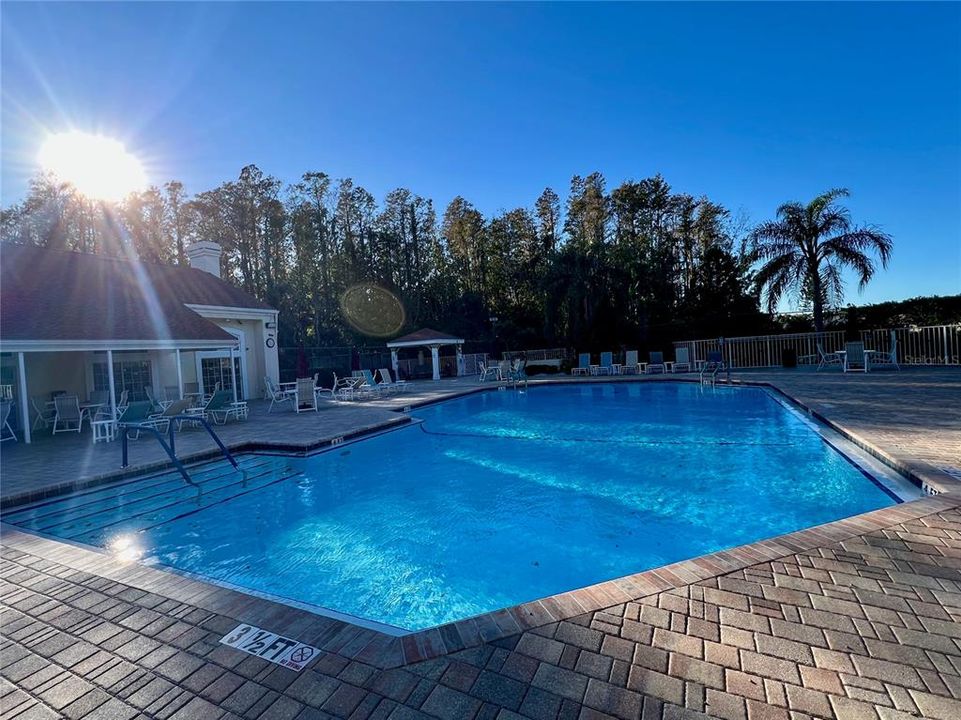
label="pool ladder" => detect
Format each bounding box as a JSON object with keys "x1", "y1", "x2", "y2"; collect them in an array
[
  {"x1": 120, "y1": 414, "x2": 239, "y2": 489},
  {"x1": 699, "y1": 361, "x2": 728, "y2": 386}
]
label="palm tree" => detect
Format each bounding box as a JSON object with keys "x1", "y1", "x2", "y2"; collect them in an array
[{"x1": 752, "y1": 188, "x2": 893, "y2": 333}]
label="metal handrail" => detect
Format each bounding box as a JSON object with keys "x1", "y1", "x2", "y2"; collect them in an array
[{"x1": 120, "y1": 414, "x2": 239, "y2": 488}]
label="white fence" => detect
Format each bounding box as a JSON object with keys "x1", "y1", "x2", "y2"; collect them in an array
[
  {"x1": 395, "y1": 352, "x2": 488, "y2": 379},
  {"x1": 673, "y1": 324, "x2": 960, "y2": 369},
  {"x1": 862, "y1": 325, "x2": 960, "y2": 366},
  {"x1": 503, "y1": 348, "x2": 570, "y2": 362}
]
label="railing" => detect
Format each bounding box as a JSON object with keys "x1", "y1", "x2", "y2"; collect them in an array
[
  {"x1": 120, "y1": 415, "x2": 239, "y2": 489},
  {"x1": 673, "y1": 331, "x2": 846, "y2": 369},
  {"x1": 673, "y1": 324, "x2": 961, "y2": 369},
  {"x1": 503, "y1": 348, "x2": 569, "y2": 362},
  {"x1": 461, "y1": 353, "x2": 488, "y2": 376},
  {"x1": 861, "y1": 325, "x2": 960, "y2": 366}
]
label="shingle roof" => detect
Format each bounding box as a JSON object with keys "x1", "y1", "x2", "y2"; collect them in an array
[
  {"x1": 387, "y1": 327, "x2": 464, "y2": 345},
  {"x1": 0, "y1": 244, "x2": 274, "y2": 344}
]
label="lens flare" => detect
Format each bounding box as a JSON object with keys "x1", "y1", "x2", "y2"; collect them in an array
[
  {"x1": 38, "y1": 130, "x2": 147, "y2": 202},
  {"x1": 340, "y1": 283, "x2": 406, "y2": 338}
]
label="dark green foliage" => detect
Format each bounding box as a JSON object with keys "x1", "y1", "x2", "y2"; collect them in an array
[
  {"x1": 751, "y1": 188, "x2": 893, "y2": 333},
  {"x1": 3, "y1": 165, "x2": 814, "y2": 350}
]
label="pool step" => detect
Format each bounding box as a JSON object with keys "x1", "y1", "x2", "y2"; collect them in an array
[
  {"x1": 1, "y1": 454, "x2": 277, "y2": 529},
  {"x1": 3, "y1": 456, "x2": 299, "y2": 540}
]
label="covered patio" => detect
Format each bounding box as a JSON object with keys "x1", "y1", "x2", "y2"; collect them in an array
[
  {"x1": 0, "y1": 243, "x2": 279, "y2": 444},
  {"x1": 0, "y1": 340, "x2": 244, "y2": 444},
  {"x1": 387, "y1": 327, "x2": 466, "y2": 381}
]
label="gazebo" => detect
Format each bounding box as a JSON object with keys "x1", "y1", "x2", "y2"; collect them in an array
[{"x1": 387, "y1": 328, "x2": 465, "y2": 381}]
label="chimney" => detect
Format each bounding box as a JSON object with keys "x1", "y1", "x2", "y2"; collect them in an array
[{"x1": 186, "y1": 241, "x2": 222, "y2": 278}]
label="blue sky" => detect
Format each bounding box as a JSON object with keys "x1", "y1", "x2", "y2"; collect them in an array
[{"x1": 2, "y1": 2, "x2": 959, "y2": 305}]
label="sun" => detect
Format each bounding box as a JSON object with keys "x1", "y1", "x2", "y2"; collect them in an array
[{"x1": 37, "y1": 130, "x2": 147, "y2": 202}]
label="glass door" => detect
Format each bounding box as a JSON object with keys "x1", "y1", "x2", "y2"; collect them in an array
[{"x1": 199, "y1": 356, "x2": 244, "y2": 400}]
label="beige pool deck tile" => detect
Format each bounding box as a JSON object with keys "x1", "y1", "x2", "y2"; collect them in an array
[{"x1": 2, "y1": 368, "x2": 961, "y2": 717}]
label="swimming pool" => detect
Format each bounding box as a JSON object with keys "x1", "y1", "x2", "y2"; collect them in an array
[{"x1": 2, "y1": 382, "x2": 915, "y2": 632}]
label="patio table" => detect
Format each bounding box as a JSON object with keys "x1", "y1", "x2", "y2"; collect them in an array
[{"x1": 835, "y1": 349, "x2": 878, "y2": 372}]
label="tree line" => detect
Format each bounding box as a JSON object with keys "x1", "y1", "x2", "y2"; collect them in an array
[{"x1": 2, "y1": 165, "x2": 868, "y2": 351}]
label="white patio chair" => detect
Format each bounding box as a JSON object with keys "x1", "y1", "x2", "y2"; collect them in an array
[
  {"x1": 294, "y1": 377, "x2": 318, "y2": 413},
  {"x1": 478, "y1": 362, "x2": 500, "y2": 381},
  {"x1": 673, "y1": 347, "x2": 692, "y2": 373},
  {"x1": 53, "y1": 395, "x2": 87, "y2": 434},
  {"x1": 843, "y1": 342, "x2": 870, "y2": 373},
  {"x1": 31, "y1": 396, "x2": 56, "y2": 431},
  {"x1": 869, "y1": 331, "x2": 900, "y2": 371},
  {"x1": 622, "y1": 350, "x2": 639, "y2": 374},
  {"x1": 266, "y1": 377, "x2": 295, "y2": 413},
  {"x1": 0, "y1": 401, "x2": 16, "y2": 442},
  {"x1": 378, "y1": 368, "x2": 409, "y2": 392},
  {"x1": 811, "y1": 344, "x2": 843, "y2": 371}
]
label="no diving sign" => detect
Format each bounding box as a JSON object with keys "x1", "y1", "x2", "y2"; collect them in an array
[{"x1": 219, "y1": 623, "x2": 320, "y2": 672}]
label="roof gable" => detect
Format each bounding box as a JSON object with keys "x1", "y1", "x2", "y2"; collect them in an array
[{"x1": 0, "y1": 244, "x2": 273, "y2": 344}]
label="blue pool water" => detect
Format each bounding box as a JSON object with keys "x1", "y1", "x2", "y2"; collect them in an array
[{"x1": 4, "y1": 383, "x2": 899, "y2": 631}]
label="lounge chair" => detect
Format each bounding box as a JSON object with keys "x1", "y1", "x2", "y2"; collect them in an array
[
  {"x1": 647, "y1": 352, "x2": 666, "y2": 374},
  {"x1": 266, "y1": 376, "x2": 295, "y2": 413},
  {"x1": 842, "y1": 342, "x2": 869, "y2": 373},
  {"x1": 360, "y1": 369, "x2": 387, "y2": 397},
  {"x1": 183, "y1": 390, "x2": 247, "y2": 425},
  {"x1": 594, "y1": 352, "x2": 613, "y2": 375},
  {"x1": 295, "y1": 377, "x2": 318, "y2": 413},
  {"x1": 869, "y1": 331, "x2": 900, "y2": 371},
  {"x1": 622, "y1": 350, "x2": 639, "y2": 374},
  {"x1": 202, "y1": 381, "x2": 222, "y2": 405},
  {"x1": 144, "y1": 386, "x2": 163, "y2": 412},
  {"x1": 378, "y1": 368, "x2": 409, "y2": 391},
  {"x1": 673, "y1": 347, "x2": 692, "y2": 373},
  {"x1": 0, "y1": 401, "x2": 16, "y2": 442},
  {"x1": 53, "y1": 395, "x2": 87, "y2": 434},
  {"x1": 115, "y1": 401, "x2": 156, "y2": 439},
  {"x1": 144, "y1": 399, "x2": 193, "y2": 433},
  {"x1": 572, "y1": 353, "x2": 591, "y2": 376},
  {"x1": 31, "y1": 396, "x2": 56, "y2": 431}
]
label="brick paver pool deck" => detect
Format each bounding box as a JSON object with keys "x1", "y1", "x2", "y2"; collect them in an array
[{"x1": 2, "y1": 368, "x2": 960, "y2": 719}]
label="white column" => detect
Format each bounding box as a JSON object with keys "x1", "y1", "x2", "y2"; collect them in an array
[
  {"x1": 456, "y1": 345, "x2": 464, "y2": 377},
  {"x1": 430, "y1": 345, "x2": 440, "y2": 381},
  {"x1": 391, "y1": 349, "x2": 399, "y2": 377},
  {"x1": 175, "y1": 349, "x2": 183, "y2": 399},
  {"x1": 106, "y1": 350, "x2": 117, "y2": 420},
  {"x1": 229, "y1": 346, "x2": 238, "y2": 403},
  {"x1": 17, "y1": 352, "x2": 30, "y2": 444}
]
